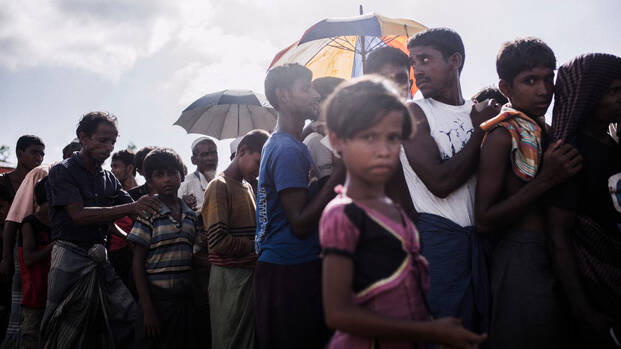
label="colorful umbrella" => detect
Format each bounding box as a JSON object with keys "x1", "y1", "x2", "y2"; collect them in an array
[
  {"x1": 174, "y1": 89, "x2": 277, "y2": 139},
  {"x1": 268, "y1": 13, "x2": 427, "y2": 97}
]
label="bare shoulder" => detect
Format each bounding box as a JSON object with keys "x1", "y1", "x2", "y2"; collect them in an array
[{"x1": 481, "y1": 126, "x2": 512, "y2": 152}]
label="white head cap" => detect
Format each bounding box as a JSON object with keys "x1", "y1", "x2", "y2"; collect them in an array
[{"x1": 191, "y1": 137, "x2": 215, "y2": 153}]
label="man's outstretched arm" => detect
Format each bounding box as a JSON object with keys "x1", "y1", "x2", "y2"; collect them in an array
[{"x1": 402, "y1": 100, "x2": 498, "y2": 198}]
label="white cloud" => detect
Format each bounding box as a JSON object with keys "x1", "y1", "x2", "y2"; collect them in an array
[{"x1": 0, "y1": 0, "x2": 213, "y2": 80}]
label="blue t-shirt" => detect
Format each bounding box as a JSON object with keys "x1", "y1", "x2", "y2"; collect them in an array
[{"x1": 255, "y1": 132, "x2": 320, "y2": 265}]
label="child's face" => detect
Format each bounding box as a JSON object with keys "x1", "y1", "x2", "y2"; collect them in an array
[
  {"x1": 500, "y1": 66, "x2": 555, "y2": 117},
  {"x1": 594, "y1": 79, "x2": 621, "y2": 123},
  {"x1": 331, "y1": 110, "x2": 403, "y2": 186},
  {"x1": 148, "y1": 168, "x2": 181, "y2": 197},
  {"x1": 238, "y1": 147, "x2": 262, "y2": 182}
]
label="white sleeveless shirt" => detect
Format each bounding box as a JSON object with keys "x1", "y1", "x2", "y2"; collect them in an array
[{"x1": 400, "y1": 98, "x2": 477, "y2": 227}]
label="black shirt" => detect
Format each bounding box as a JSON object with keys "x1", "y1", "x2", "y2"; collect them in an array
[
  {"x1": 127, "y1": 183, "x2": 150, "y2": 201},
  {"x1": 550, "y1": 133, "x2": 621, "y2": 234},
  {"x1": 47, "y1": 153, "x2": 133, "y2": 244}
]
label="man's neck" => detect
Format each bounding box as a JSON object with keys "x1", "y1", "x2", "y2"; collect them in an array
[
  {"x1": 78, "y1": 150, "x2": 101, "y2": 172},
  {"x1": 122, "y1": 177, "x2": 137, "y2": 191},
  {"x1": 275, "y1": 110, "x2": 304, "y2": 140},
  {"x1": 223, "y1": 160, "x2": 243, "y2": 183},
  {"x1": 430, "y1": 80, "x2": 464, "y2": 106},
  {"x1": 158, "y1": 194, "x2": 177, "y2": 210}
]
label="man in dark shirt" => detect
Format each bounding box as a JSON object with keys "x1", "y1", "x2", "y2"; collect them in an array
[{"x1": 41, "y1": 112, "x2": 160, "y2": 348}]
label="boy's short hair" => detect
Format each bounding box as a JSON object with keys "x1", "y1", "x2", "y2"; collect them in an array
[
  {"x1": 16, "y1": 135, "x2": 45, "y2": 153},
  {"x1": 366, "y1": 46, "x2": 410, "y2": 74},
  {"x1": 112, "y1": 149, "x2": 136, "y2": 176},
  {"x1": 496, "y1": 37, "x2": 556, "y2": 83},
  {"x1": 237, "y1": 129, "x2": 270, "y2": 154},
  {"x1": 135, "y1": 146, "x2": 156, "y2": 173},
  {"x1": 34, "y1": 177, "x2": 48, "y2": 206},
  {"x1": 76, "y1": 111, "x2": 118, "y2": 138},
  {"x1": 312, "y1": 77, "x2": 345, "y2": 103},
  {"x1": 62, "y1": 140, "x2": 81, "y2": 159},
  {"x1": 264, "y1": 63, "x2": 313, "y2": 111},
  {"x1": 407, "y1": 28, "x2": 465, "y2": 72},
  {"x1": 472, "y1": 86, "x2": 509, "y2": 105},
  {"x1": 323, "y1": 75, "x2": 412, "y2": 140},
  {"x1": 143, "y1": 148, "x2": 185, "y2": 180}
]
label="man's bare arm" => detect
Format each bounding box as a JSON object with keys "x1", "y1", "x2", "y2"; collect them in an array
[
  {"x1": 0, "y1": 222, "x2": 18, "y2": 280},
  {"x1": 402, "y1": 101, "x2": 497, "y2": 198},
  {"x1": 66, "y1": 195, "x2": 161, "y2": 226},
  {"x1": 475, "y1": 130, "x2": 582, "y2": 233},
  {"x1": 280, "y1": 160, "x2": 345, "y2": 239}
]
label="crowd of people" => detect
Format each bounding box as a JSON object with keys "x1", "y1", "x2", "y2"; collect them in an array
[{"x1": 0, "y1": 27, "x2": 620, "y2": 349}]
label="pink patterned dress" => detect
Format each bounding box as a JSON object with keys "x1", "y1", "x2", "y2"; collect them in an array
[{"x1": 320, "y1": 190, "x2": 430, "y2": 349}]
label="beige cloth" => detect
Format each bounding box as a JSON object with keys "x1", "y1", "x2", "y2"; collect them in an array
[{"x1": 5, "y1": 165, "x2": 49, "y2": 224}]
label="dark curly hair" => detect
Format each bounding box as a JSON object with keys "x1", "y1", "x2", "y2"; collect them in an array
[{"x1": 143, "y1": 148, "x2": 185, "y2": 180}]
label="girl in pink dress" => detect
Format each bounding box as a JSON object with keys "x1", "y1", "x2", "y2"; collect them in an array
[{"x1": 320, "y1": 76, "x2": 487, "y2": 349}]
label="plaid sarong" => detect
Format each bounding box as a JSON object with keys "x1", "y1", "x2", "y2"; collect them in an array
[
  {"x1": 40, "y1": 241, "x2": 137, "y2": 349},
  {"x1": 481, "y1": 105, "x2": 543, "y2": 181}
]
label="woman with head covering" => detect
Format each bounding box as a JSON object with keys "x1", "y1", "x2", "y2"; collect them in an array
[{"x1": 548, "y1": 53, "x2": 621, "y2": 348}]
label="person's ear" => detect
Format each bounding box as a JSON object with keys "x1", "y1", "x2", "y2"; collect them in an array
[
  {"x1": 77, "y1": 131, "x2": 88, "y2": 145},
  {"x1": 275, "y1": 88, "x2": 289, "y2": 109},
  {"x1": 128, "y1": 164, "x2": 135, "y2": 175},
  {"x1": 237, "y1": 144, "x2": 249, "y2": 158},
  {"x1": 448, "y1": 52, "x2": 463, "y2": 73},
  {"x1": 498, "y1": 79, "x2": 512, "y2": 101},
  {"x1": 191, "y1": 154, "x2": 198, "y2": 165}
]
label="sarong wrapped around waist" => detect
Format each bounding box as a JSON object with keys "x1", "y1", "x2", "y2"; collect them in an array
[
  {"x1": 415, "y1": 213, "x2": 491, "y2": 333},
  {"x1": 41, "y1": 240, "x2": 137, "y2": 349}
]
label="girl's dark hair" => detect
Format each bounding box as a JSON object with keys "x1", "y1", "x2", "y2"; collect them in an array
[
  {"x1": 322, "y1": 75, "x2": 412, "y2": 140},
  {"x1": 143, "y1": 148, "x2": 185, "y2": 179}
]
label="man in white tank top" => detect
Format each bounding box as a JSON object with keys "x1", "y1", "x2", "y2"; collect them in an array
[{"x1": 401, "y1": 28, "x2": 500, "y2": 334}]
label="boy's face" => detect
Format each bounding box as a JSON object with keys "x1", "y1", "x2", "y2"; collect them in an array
[
  {"x1": 331, "y1": 110, "x2": 403, "y2": 186},
  {"x1": 111, "y1": 160, "x2": 133, "y2": 183},
  {"x1": 79, "y1": 123, "x2": 118, "y2": 163},
  {"x1": 594, "y1": 79, "x2": 621, "y2": 123},
  {"x1": 17, "y1": 144, "x2": 45, "y2": 171},
  {"x1": 280, "y1": 78, "x2": 321, "y2": 121},
  {"x1": 148, "y1": 168, "x2": 181, "y2": 197},
  {"x1": 237, "y1": 146, "x2": 262, "y2": 182},
  {"x1": 375, "y1": 63, "x2": 410, "y2": 99},
  {"x1": 410, "y1": 45, "x2": 459, "y2": 99},
  {"x1": 500, "y1": 66, "x2": 555, "y2": 117}
]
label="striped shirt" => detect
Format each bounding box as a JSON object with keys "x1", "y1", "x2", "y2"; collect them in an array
[
  {"x1": 128, "y1": 196, "x2": 197, "y2": 289},
  {"x1": 202, "y1": 174, "x2": 257, "y2": 268}
]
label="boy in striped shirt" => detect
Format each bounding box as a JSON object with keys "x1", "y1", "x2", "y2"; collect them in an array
[
  {"x1": 128, "y1": 148, "x2": 197, "y2": 348},
  {"x1": 202, "y1": 129, "x2": 269, "y2": 349}
]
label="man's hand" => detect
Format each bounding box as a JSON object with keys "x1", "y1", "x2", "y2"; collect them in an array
[
  {"x1": 142, "y1": 304, "x2": 161, "y2": 338},
  {"x1": 0, "y1": 258, "x2": 12, "y2": 282},
  {"x1": 132, "y1": 195, "x2": 161, "y2": 219},
  {"x1": 539, "y1": 140, "x2": 583, "y2": 186},
  {"x1": 182, "y1": 194, "x2": 197, "y2": 211},
  {"x1": 429, "y1": 317, "x2": 487, "y2": 349},
  {"x1": 471, "y1": 99, "x2": 502, "y2": 131}
]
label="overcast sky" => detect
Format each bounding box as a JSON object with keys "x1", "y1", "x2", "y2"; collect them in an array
[{"x1": 2, "y1": 0, "x2": 620, "y2": 176}]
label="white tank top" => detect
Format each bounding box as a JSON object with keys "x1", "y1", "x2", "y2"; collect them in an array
[{"x1": 400, "y1": 98, "x2": 477, "y2": 227}]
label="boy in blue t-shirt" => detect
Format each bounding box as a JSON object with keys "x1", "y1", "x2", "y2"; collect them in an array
[
  {"x1": 254, "y1": 63, "x2": 345, "y2": 349},
  {"x1": 128, "y1": 148, "x2": 197, "y2": 349}
]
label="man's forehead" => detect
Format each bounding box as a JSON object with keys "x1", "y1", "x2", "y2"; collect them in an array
[
  {"x1": 377, "y1": 63, "x2": 409, "y2": 76},
  {"x1": 195, "y1": 141, "x2": 216, "y2": 151},
  {"x1": 516, "y1": 66, "x2": 555, "y2": 78},
  {"x1": 94, "y1": 123, "x2": 118, "y2": 137},
  {"x1": 409, "y1": 45, "x2": 443, "y2": 57}
]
